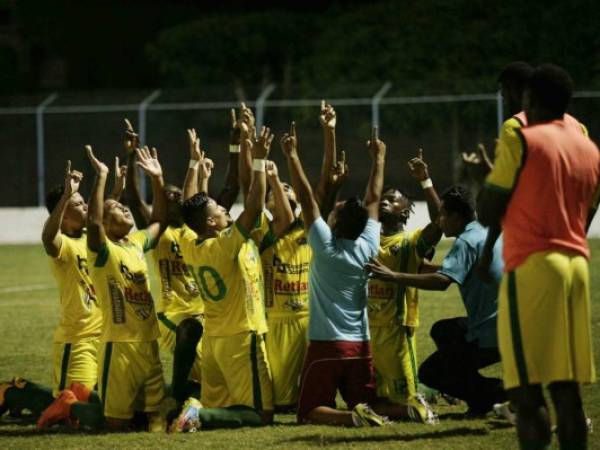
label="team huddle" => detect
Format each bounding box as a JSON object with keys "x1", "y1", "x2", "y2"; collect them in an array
[{"x1": 0, "y1": 62, "x2": 599, "y2": 449}]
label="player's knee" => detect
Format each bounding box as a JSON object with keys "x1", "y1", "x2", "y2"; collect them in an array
[{"x1": 176, "y1": 318, "x2": 203, "y2": 346}]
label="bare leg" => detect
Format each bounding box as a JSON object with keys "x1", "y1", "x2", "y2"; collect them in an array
[
  {"x1": 305, "y1": 406, "x2": 354, "y2": 426},
  {"x1": 549, "y1": 382, "x2": 587, "y2": 450},
  {"x1": 507, "y1": 385, "x2": 552, "y2": 450}
]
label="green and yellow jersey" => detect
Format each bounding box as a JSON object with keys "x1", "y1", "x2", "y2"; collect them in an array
[
  {"x1": 368, "y1": 230, "x2": 430, "y2": 328},
  {"x1": 49, "y1": 231, "x2": 102, "y2": 343},
  {"x1": 88, "y1": 230, "x2": 159, "y2": 342},
  {"x1": 152, "y1": 225, "x2": 203, "y2": 318},
  {"x1": 251, "y1": 215, "x2": 311, "y2": 319},
  {"x1": 179, "y1": 221, "x2": 267, "y2": 337}
]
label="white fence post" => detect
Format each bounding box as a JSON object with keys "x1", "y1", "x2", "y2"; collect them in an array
[
  {"x1": 36, "y1": 93, "x2": 59, "y2": 207},
  {"x1": 137, "y1": 89, "x2": 162, "y2": 199},
  {"x1": 371, "y1": 82, "x2": 392, "y2": 129},
  {"x1": 255, "y1": 84, "x2": 276, "y2": 130}
]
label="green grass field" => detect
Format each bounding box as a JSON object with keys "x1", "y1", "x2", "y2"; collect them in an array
[{"x1": 0, "y1": 240, "x2": 598, "y2": 449}]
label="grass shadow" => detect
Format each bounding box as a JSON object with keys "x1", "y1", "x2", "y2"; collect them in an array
[{"x1": 281, "y1": 426, "x2": 490, "y2": 445}]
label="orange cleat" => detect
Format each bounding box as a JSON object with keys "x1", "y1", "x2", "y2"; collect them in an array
[
  {"x1": 37, "y1": 389, "x2": 77, "y2": 429},
  {"x1": 69, "y1": 383, "x2": 91, "y2": 403}
]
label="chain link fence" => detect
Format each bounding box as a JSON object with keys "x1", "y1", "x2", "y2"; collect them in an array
[{"x1": 1, "y1": 85, "x2": 599, "y2": 207}]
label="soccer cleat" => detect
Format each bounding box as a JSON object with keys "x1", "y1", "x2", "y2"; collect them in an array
[
  {"x1": 407, "y1": 394, "x2": 439, "y2": 425},
  {"x1": 169, "y1": 397, "x2": 203, "y2": 433},
  {"x1": 36, "y1": 389, "x2": 77, "y2": 429},
  {"x1": 493, "y1": 402, "x2": 516, "y2": 425},
  {"x1": 351, "y1": 403, "x2": 391, "y2": 427}
]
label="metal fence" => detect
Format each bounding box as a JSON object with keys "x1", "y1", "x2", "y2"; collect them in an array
[{"x1": 1, "y1": 85, "x2": 599, "y2": 207}]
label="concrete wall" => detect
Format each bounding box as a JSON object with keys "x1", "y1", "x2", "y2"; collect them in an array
[{"x1": 2, "y1": 203, "x2": 600, "y2": 244}]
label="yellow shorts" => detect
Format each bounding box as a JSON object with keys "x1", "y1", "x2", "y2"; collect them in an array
[
  {"x1": 370, "y1": 325, "x2": 418, "y2": 403},
  {"x1": 157, "y1": 311, "x2": 203, "y2": 382},
  {"x1": 266, "y1": 315, "x2": 308, "y2": 406},
  {"x1": 98, "y1": 341, "x2": 165, "y2": 420},
  {"x1": 201, "y1": 332, "x2": 273, "y2": 411},
  {"x1": 52, "y1": 339, "x2": 99, "y2": 397},
  {"x1": 498, "y1": 250, "x2": 596, "y2": 390}
]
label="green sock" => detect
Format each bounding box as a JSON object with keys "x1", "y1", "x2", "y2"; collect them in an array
[
  {"x1": 71, "y1": 401, "x2": 104, "y2": 430},
  {"x1": 197, "y1": 406, "x2": 262, "y2": 429},
  {"x1": 519, "y1": 438, "x2": 550, "y2": 450},
  {"x1": 5, "y1": 381, "x2": 54, "y2": 416}
]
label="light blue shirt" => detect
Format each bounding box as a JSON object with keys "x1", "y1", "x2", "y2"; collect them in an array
[
  {"x1": 307, "y1": 217, "x2": 381, "y2": 341},
  {"x1": 437, "y1": 221, "x2": 503, "y2": 348}
]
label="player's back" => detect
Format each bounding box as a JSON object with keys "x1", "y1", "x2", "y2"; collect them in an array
[
  {"x1": 179, "y1": 223, "x2": 267, "y2": 337},
  {"x1": 503, "y1": 120, "x2": 600, "y2": 269}
]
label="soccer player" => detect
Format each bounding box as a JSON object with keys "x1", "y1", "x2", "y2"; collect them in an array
[
  {"x1": 85, "y1": 144, "x2": 168, "y2": 431},
  {"x1": 283, "y1": 122, "x2": 405, "y2": 427},
  {"x1": 174, "y1": 126, "x2": 275, "y2": 430},
  {"x1": 41, "y1": 162, "x2": 102, "y2": 398},
  {"x1": 367, "y1": 149, "x2": 442, "y2": 423},
  {"x1": 248, "y1": 101, "x2": 344, "y2": 411},
  {"x1": 478, "y1": 65, "x2": 600, "y2": 450},
  {"x1": 122, "y1": 122, "x2": 209, "y2": 405},
  {"x1": 367, "y1": 185, "x2": 506, "y2": 416}
]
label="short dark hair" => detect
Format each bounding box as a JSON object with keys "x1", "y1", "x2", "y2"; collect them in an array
[
  {"x1": 334, "y1": 196, "x2": 369, "y2": 240},
  {"x1": 498, "y1": 61, "x2": 534, "y2": 95},
  {"x1": 441, "y1": 185, "x2": 475, "y2": 222},
  {"x1": 45, "y1": 185, "x2": 65, "y2": 213},
  {"x1": 181, "y1": 193, "x2": 209, "y2": 232},
  {"x1": 528, "y1": 64, "x2": 573, "y2": 117}
]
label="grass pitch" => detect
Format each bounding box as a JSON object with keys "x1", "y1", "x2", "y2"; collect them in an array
[{"x1": 0, "y1": 240, "x2": 598, "y2": 449}]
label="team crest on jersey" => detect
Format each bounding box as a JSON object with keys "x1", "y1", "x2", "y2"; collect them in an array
[
  {"x1": 171, "y1": 241, "x2": 183, "y2": 259},
  {"x1": 296, "y1": 237, "x2": 308, "y2": 246},
  {"x1": 390, "y1": 244, "x2": 401, "y2": 256},
  {"x1": 80, "y1": 281, "x2": 97, "y2": 310}
]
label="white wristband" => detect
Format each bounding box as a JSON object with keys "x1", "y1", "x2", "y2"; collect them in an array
[
  {"x1": 420, "y1": 178, "x2": 433, "y2": 189},
  {"x1": 188, "y1": 159, "x2": 199, "y2": 169},
  {"x1": 253, "y1": 159, "x2": 266, "y2": 172},
  {"x1": 229, "y1": 144, "x2": 240, "y2": 153}
]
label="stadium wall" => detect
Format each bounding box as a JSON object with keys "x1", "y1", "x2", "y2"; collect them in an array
[{"x1": 2, "y1": 203, "x2": 600, "y2": 244}]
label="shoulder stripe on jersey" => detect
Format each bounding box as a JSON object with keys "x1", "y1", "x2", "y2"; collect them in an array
[{"x1": 508, "y1": 271, "x2": 529, "y2": 385}]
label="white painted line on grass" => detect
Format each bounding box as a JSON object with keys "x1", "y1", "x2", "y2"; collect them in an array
[{"x1": 0, "y1": 283, "x2": 53, "y2": 294}]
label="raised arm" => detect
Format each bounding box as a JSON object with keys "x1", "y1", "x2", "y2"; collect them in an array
[
  {"x1": 236, "y1": 126, "x2": 273, "y2": 233},
  {"x1": 183, "y1": 128, "x2": 201, "y2": 201},
  {"x1": 109, "y1": 157, "x2": 127, "y2": 201},
  {"x1": 408, "y1": 148, "x2": 441, "y2": 222},
  {"x1": 314, "y1": 100, "x2": 337, "y2": 207},
  {"x1": 238, "y1": 103, "x2": 255, "y2": 200},
  {"x1": 123, "y1": 118, "x2": 152, "y2": 228},
  {"x1": 462, "y1": 142, "x2": 494, "y2": 183},
  {"x1": 85, "y1": 145, "x2": 109, "y2": 252},
  {"x1": 42, "y1": 161, "x2": 83, "y2": 257},
  {"x1": 320, "y1": 150, "x2": 349, "y2": 219},
  {"x1": 266, "y1": 160, "x2": 295, "y2": 237},
  {"x1": 135, "y1": 146, "x2": 167, "y2": 242},
  {"x1": 363, "y1": 127, "x2": 386, "y2": 220},
  {"x1": 282, "y1": 122, "x2": 321, "y2": 228},
  {"x1": 216, "y1": 108, "x2": 242, "y2": 211}
]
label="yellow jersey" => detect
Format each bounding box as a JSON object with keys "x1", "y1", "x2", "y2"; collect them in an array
[
  {"x1": 88, "y1": 230, "x2": 159, "y2": 342},
  {"x1": 251, "y1": 216, "x2": 311, "y2": 319},
  {"x1": 49, "y1": 231, "x2": 102, "y2": 343},
  {"x1": 179, "y1": 221, "x2": 267, "y2": 337},
  {"x1": 152, "y1": 225, "x2": 203, "y2": 317},
  {"x1": 368, "y1": 229, "x2": 430, "y2": 328}
]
